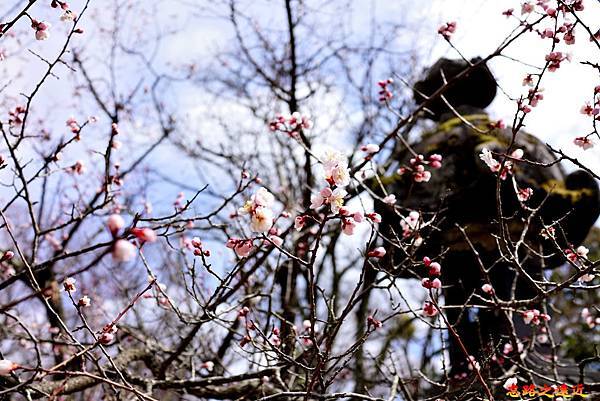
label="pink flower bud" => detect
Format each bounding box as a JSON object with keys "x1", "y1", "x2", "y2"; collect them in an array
[
  {"x1": 107, "y1": 214, "x2": 125, "y2": 236},
  {"x1": 367, "y1": 247, "x2": 386, "y2": 258},
  {"x1": 0, "y1": 251, "x2": 14, "y2": 262},
  {"x1": 131, "y1": 227, "x2": 157, "y2": 243},
  {"x1": 366, "y1": 212, "x2": 381, "y2": 223},
  {"x1": 78, "y1": 295, "x2": 91, "y2": 307},
  {"x1": 191, "y1": 237, "x2": 202, "y2": 248},
  {"x1": 112, "y1": 239, "x2": 136, "y2": 262},
  {"x1": 423, "y1": 302, "x2": 438, "y2": 317},
  {"x1": 481, "y1": 283, "x2": 494, "y2": 294},
  {"x1": 428, "y1": 262, "x2": 441, "y2": 276},
  {"x1": 98, "y1": 332, "x2": 114, "y2": 344},
  {"x1": 63, "y1": 277, "x2": 76, "y2": 293}
]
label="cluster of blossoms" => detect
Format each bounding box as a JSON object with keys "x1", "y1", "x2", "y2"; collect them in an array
[
  {"x1": 397, "y1": 153, "x2": 442, "y2": 183},
  {"x1": 422, "y1": 301, "x2": 438, "y2": 317},
  {"x1": 190, "y1": 237, "x2": 210, "y2": 257},
  {"x1": 377, "y1": 78, "x2": 394, "y2": 102},
  {"x1": 268, "y1": 112, "x2": 312, "y2": 137},
  {"x1": 63, "y1": 277, "x2": 76, "y2": 293},
  {"x1": 98, "y1": 324, "x2": 117, "y2": 344},
  {"x1": 503, "y1": 340, "x2": 524, "y2": 356},
  {"x1": 63, "y1": 278, "x2": 91, "y2": 306},
  {"x1": 479, "y1": 147, "x2": 523, "y2": 180},
  {"x1": 545, "y1": 51, "x2": 571, "y2": 72},
  {"x1": 522, "y1": 308, "x2": 551, "y2": 325},
  {"x1": 31, "y1": 19, "x2": 50, "y2": 41},
  {"x1": 238, "y1": 187, "x2": 275, "y2": 233},
  {"x1": 310, "y1": 149, "x2": 350, "y2": 213},
  {"x1": 226, "y1": 238, "x2": 254, "y2": 257},
  {"x1": 106, "y1": 214, "x2": 157, "y2": 262},
  {"x1": 581, "y1": 308, "x2": 599, "y2": 328},
  {"x1": 522, "y1": 0, "x2": 584, "y2": 17},
  {"x1": 236, "y1": 307, "x2": 282, "y2": 348},
  {"x1": 526, "y1": 87, "x2": 544, "y2": 109},
  {"x1": 66, "y1": 116, "x2": 81, "y2": 135},
  {"x1": 437, "y1": 21, "x2": 456, "y2": 40},
  {"x1": 421, "y1": 256, "x2": 442, "y2": 317},
  {"x1": 516, "y1": 186, "x2": 533, "y2": 202},
  {"x1": 564, "y1": 245, "x2": 595, "y2": 282},
  {"x1": 574, "y1": 86, "x2": 600, "y2": 150},
  {"x1": 8, "y1": 106, "x2": 25, "y2": 126},
  {"x1": 367, "y1": 315, "x2": 383, "y2": 330},
  {"x1": 538, "y1": 20, "x2": 577, "y2": 44},
  {"x1": 421, "y1": 256, "x2": 442, "y2": 290},
  {"x1": 297, "y1": 319, "x2": 317, "y2": 346},
  {"x1": 565, "y1": 245, "x2": 589, "y2": 264},
  {"x1": 399, "y1": 210, "x2": 423, "y2": 245},
  {"x1": 66, "y1": 160, "x2": 85, "y2": 175}
]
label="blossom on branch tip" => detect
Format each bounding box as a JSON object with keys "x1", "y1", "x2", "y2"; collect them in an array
[
  {"x1": 382, "y1": 194, "x2": 396, "y2": 205},
  {"x1": 239, "y1": 188, "x2": 275, "y2": 233},
  {"x1": 63, "y1": 277, "x2": 76, "y2": 293},
  {"x1": 574, "y1": 136, "x2": 593, "y2": 150},
  {"x1": 361, "y1": 143, "x2": 380, "y2": 154},
  {"x1": 78, "y1": 295, "x2": 91, "y2": 307},
  {"x1": 226, "y1": 239, "x2": 254, "y2": 257},
  {"x1": 367, "y1": 247, "x2": 386, "y2": 258},
  {"x1": 517, "y1": 187, "x2": 533, "y2": 202},
  {"x1": 113, "y1": 239, "x2": 136, "y2": 262},
  {"x1": 366, "y1": 212, "x2": 382, "y2": 223},
  {"x1": 31, "y1": 20, "x2": 50, "y2": 40},
  {"x1": 131, "y1": 227, "x2": 158, "y2": 243},
  {"x1": 107, "y1": 214, "x2": 125, "y2": 236},
  {"x1": 422, "y1": 302, "x2": 437, "y2": 317},
  {"x1": 0, "y1": 251, "x2": 14, "y2": 262},
  {"x1": 438, "y1": 21, "x2": 456, "y2": 40},
  {"x1": 481, "y1": 283, "x2": 494, "y2": 295}
]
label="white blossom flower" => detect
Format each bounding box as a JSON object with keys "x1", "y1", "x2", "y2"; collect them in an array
[
  {"x1": 250, "y1": 206, "x2": 274, "y2": 233},
  {"x1": 113, "y1": 239, "x2": 136, "y2": 262}
]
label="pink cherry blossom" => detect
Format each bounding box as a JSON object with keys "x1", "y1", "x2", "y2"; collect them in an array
[
  {"x1": 428, "y1": 262, "x2": 441, "y2": 276},
  {"x1": 517, "y1": 187, "x2": 533, "y2": 202},
  {"x1": 423, "y1": 301, "x2": 438, "y2": 317},
  {"x1": 113, "y1": 239, "x2": 136, "y2": 262},
  {"x1": 382, "y1": 194, "x2": 396, "y2": 205},
  {"x1": 438, "y1": 21, "x2": 456, "y2": 40},
  {"x1": 341, "y1": 217, "x2": 356, "y2": 235},
  {"x1": 63, "y1": 277, "x2": 76, "y2": 293},
  {"x1": 107, "y1": 214, "x2": 125, "y2": 236},
  {"x1": 0, "y1": 251, "x2": 14, "y2": 262},
  {"x1": 78, "y1": 295, "x2": 91, "y2": 307},
  {"x1": 366, "y1": 212, "x2": 382, "y2": 223},
  {"x1": 481, "y1": 283, "x2": 494, "y2": 294},
  {"x1": 131, "y1": 227, "x2": 158, "y2": 243},
  {"x1": 504, "y1": 378, "x2": 518, "y2": 391},
  {"x1": 367, "y1": 247, "x2": 386, "y2": 258},
  {"x1": 574, "y1": 136, "x2": 594, "y2": 150},
  {"x1": 361, "y1": 143, "x2": 380, "y2": 154}
]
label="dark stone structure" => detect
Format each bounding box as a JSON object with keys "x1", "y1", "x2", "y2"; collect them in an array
[{"x1": 375, "y1": 58, "x2": 600, "y2": 379}]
